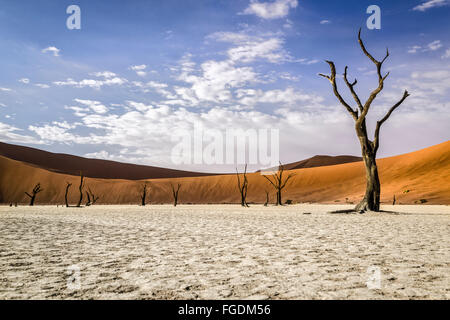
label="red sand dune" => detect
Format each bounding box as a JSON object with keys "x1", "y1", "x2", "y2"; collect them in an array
[
  {"x1": 0, "y1": 141, "x2": 449, "y2": 205},
  {"x1": 257, "y1": 155, "x2": 362, "y2": 172},
  {"x1": 282, "y1": 155, "x2": 362, "y2": 170},
  {"x1": 0, "y1": 141, "x2": 213, "y2": 180}
]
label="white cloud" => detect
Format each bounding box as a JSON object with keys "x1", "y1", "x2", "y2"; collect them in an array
[
  {"x1": 0, "y1": 122, "x2": 43, "y2": 145},
  {"x1": 0, "y1": 88, "x2": 12, "y2": 92},
  {"x1": 130, "y1": 64, "x2": 147, "y2": 77},
  {"x1": 279, "y1": 72, "x2": 300, "y2": 81},
  {"x1": 41, "y1": 46, "x2": 60, "y2": 57},
  {"x1": 130, "y1": 65, "x2": 147, "y2": 71},
  {"x1": 413, "y1": 0, "x2": 449, "y2": 11},
  {"x1": 74, "y1": 99, "x2": 109, "y2": 114},
  {"x1": 228, "y1": 38, "x2": 288, "y2": 63},
  {"x1": 84, "y1": 150, "x2": 111, "y2": 160},
  {"x1": 408, "y1": 45, "x2": 422, "y2": 53},
  {"x1": 408, "y1": 40, "x2": 443, "y2": 53},
  {"x1": 426, "y1": 40, "x2": 443, "y2": 51},
  {"x1": 53, "y1": 77, "x2": 127, "y2": 89},
  {"x1": 178, "y1": 59, "x2": 259, "y2": 104},
  {"x1": 320, "y1": 20, "x2": 331, "y2": 24},
  {"x1": 0, "y1": 103, "x2": 6, "y2": 107},
  {"x1": 236, "y1": 87, "x2": 324, "y2": 107},
  {"x1": 207, "y1": 31, "x2": 252, "y2": 44},
  {"x1": 90, "y1": 71, "x2": 117, "y2": 78},
  {"x1": 240, "y1": 0, "x2": 298, "y2": 19},
  {"x1": 283, "y1": 19, "x2": 293, "y2": 29},
  {"x1": 35, "y1": 83, "x2": 50, "y2": 89},
  {"x1": 19, "y1": 78, "x2": 30, "y2": 84},
  {"x1": 442, "y1": 49, "x2": 450, "y2": 59}
]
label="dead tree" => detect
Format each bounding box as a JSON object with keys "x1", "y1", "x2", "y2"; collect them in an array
[
  {"x1": 170, "y1": 183, "x2": 181, "y2": 207},
  {"x1": 236, "y1": 164, "x2": 249, "y2": 207},
  {"x1": 76, "y1": 172, "x2": 84, "y2": 208},
  {"x1": 319, "y1": 29, "x2": 410, "y2": 212},
  {"x1": 264, "y1": 190, "x2": 269, "y2": 207},
  {"x1": 392, "y1": 195, "x2": 396, "y2": 206},
  {"x1": 85, "y1": 187, "x2": 99, "y2": 206},
  {"x1": 140, "y1": 183, "x2": 149, "y2": 206},
  {"x1": 262, "y1": 162, "x2": 295, "y2": 206},
  {"x1": 65, "y1": 182, "x2": 72, "y2": 207},
  {"x1": 24, "y1": 183, "x2": 43, "y2": 206}
]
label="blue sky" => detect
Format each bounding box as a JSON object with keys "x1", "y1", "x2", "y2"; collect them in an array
[{"x1": 0, "y1": 0, "x2": 449, "y2": 172}]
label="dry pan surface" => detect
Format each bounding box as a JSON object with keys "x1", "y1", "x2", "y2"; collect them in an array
[{"x1": 0, "y1": 204, "x2": 449, "y2": 299}]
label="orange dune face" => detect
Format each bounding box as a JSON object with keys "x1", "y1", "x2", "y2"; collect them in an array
[{"x1": 0, "y1": 141, "x2": 449, "y2": 205}]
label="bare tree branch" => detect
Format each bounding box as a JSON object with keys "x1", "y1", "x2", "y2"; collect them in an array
[
  {"x1": 373, "y1": 90, "x2": 410, "y2": 153},
  {"x1": 236, "y1": 164, "x2": 249, "y2": 207},
  {"x1": 319, "y1": 61, "x2": 358, "y2": 120},
  {"x1": 357, "y1": 28, "x2": 390, "y2": 124},
  {"x1": 262, "y1": 162, "x2": 294, "y2": 205},
  {"x1": 343, "y1": 66, "x2": 363, "y2": 112}
]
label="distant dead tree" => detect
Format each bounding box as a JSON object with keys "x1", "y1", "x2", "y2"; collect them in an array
[
  {"x1": 65, "y1": 182, "x2": 72, "y2": 207},
  {"x1": 140, "y1": 183, "x2": 149, "y2": 206},
  {"x1": 85, "y1": 187, "x2": 99, "y2": 206},
  {"x1": 76, "y1": 172, "x2": 84, "y2": 208},
  {"x1": 236, "y1": 164, "x2": 249, "y2": 207},
  {"x1": 392, "y1": 195, "x2": 396, "y2": 206},
  {"x1": 319, "y1": 29, "x2": 409, "y2": 212},
  {"x1": 24, "y1": 183, "x2": 43, "y2": 206},
  {"x1": 264, "y1": 190, "x2": 269, "y2": 207},
  {"x1": 262, "y1": 162, "x2": 295, "y2": 206},
  {"x1": 170, "y1": 183, "x2": 181, "y2": 207}
]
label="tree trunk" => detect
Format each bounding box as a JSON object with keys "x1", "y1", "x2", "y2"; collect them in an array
[
  {"x1": 76, "y1": 174, "x2": 84, "y2": 207},
  {"x1": 65, "y1": 183, "x2": 71, "y2": 207},
  {"x1": 29, "y1": 195, "x2": 36, "y2": 206},
  {"x1": 141, "y1": 192, "x2": 146, "y2": 206},
  {"x1": 276, "y1": 190, "x2": 282, "y2": 206},
  {"x1": 355, "y1": 147, "x2": 380, "y2": 211}
]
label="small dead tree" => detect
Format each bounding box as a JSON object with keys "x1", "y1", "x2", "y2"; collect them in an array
[
  {"x1": 236, "y1": 164, "x2": 249, "y2": 207},
  {"x1": 76, "y1": 172, "x2": 84, "y2": 208},
  {"x1": 319, "y1": 29, "x2": 410, "y2": 212},
  {"x1": 24, "y1": 183, "x2": 43, "y2": 206},
  {"x1": 65, "y1": 182, "x2": 72, "y2": 207},
  {"x1": 85, "y1": 187, "x2": 99, "y2": 206},
  {"x1": 264, "y1": 190, "x2": 269, "y2": 207},
  {"x1": 140, "y1": 183, "x2": 149, "y2": 206},
  {"x1": 262, "y1": 162, "x2": 295, "y2": 206},
  {"x1": 170, "y1": 183, "x2": 181, "y2": 207}
]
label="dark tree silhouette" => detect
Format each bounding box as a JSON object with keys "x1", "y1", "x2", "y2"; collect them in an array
[
  {"x1": 140, "y1": 183, "x2": 149, "y2": 206},
  {"x1": 76, "y1": 172, "x2": 84, "y2": 208},
  {"x1": 170, "y1": 183, "x2": 181, "y2": 207},
  {"x1": 264, "y1": 190, "x2": 269, "y2": 207},
  {"x1": 236, "y1": 164, "x2": 249, "y2": 207},
  {"x1": 262, "y1": 162, "x2": 295, "y2": 206},
  {"x1": 24, "y1": 183, "x2": 43, "y2": 206},
  {"x1": 319, "y1": 29, "x2": 409, "y2": 212},
  {"x1": 85, "y1": 187, "x2": 99, "y2": 206},
  {"x1": 65, "y1": 182, "x2": 72, "y2": 207}
]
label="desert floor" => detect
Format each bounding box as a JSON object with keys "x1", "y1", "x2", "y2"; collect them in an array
[{"x1": 0, "y1": 204, "x2": 449, "y2": 300}]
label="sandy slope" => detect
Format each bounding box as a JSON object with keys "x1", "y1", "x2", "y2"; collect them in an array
[
  {"x1": 0, "y1": 141, "x2": 214, "y2": 180},
  {"x1": 0, "y1": 204, "x2": 448, "y2": 299},
  {"x1": 0, "y1": 141, "x2": 449, "y2": 205}
]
